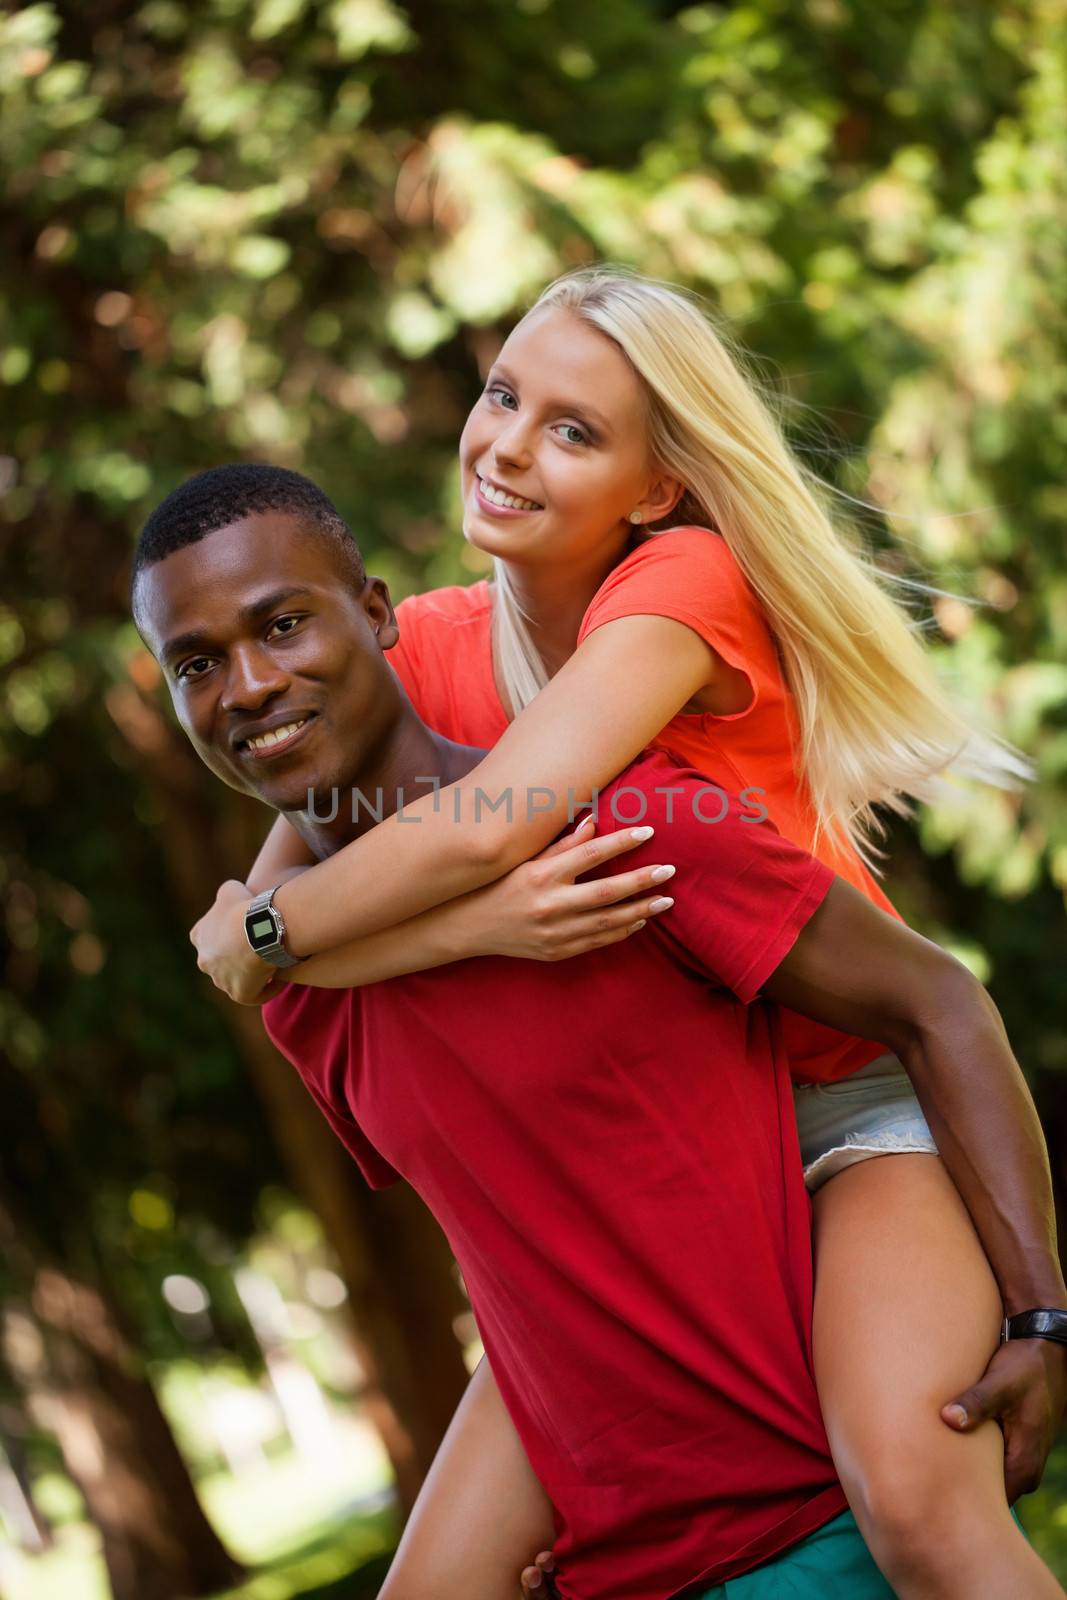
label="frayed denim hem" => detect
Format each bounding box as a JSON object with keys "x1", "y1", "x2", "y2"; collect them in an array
[{"x1": 803, "y1": 1132, "x2": 939, "y2": 1194}]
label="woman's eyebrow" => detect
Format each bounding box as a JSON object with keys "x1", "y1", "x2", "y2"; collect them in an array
[
  {"x1": 487, "y1": 364, "x2": 612, "y2": 436},
  {"x1": 486, "y1": 361, "x2": 519, "y2": 389}
]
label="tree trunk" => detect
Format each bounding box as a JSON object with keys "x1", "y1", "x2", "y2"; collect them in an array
[
  {"x1": 0, "y1": 1416, "x2": 54, "y2": 1552},
  {"x1": 0, "y1": 1193, "x2": 243, "y2": 1600},
  {"x1": 222, "y1": 998, "x2": 469, "y2": 1513},
  {"x1": 106, "y1": 681, "x2": 471, "y2": 1510}
]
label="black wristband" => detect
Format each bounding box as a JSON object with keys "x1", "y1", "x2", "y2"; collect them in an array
[{"x1": 1001, "y1": 1309, "x2": 1067, "y2": 1348}]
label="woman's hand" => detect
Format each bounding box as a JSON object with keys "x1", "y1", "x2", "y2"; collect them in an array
[
  {"x1": 190, "y1": 879, "x2": 279, "y2": 1006},
  {"x1": 458, "y1": 814, "x2": 675, "y2": 962},
  {"x1": 190, "y1": 817, "x2": 674, "y2": 1000}
]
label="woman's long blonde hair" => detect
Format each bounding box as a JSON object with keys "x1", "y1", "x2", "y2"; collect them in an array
[{"x1": 492, "y1": 266, "x2": 1027, "y2": 860}]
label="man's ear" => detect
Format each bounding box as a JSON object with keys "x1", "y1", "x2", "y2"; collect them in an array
[{"x1": 362, "y1": 576, "x2": 399, "y2": 651}]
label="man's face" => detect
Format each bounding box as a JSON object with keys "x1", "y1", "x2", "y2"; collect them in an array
[{"x1": 135, "y1": 511, "x2": 400, "y2": 813}]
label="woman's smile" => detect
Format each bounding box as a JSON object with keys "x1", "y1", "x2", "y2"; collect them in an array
[{"x1": 473, "y1": 471, "x2": 544, "y2": 517}]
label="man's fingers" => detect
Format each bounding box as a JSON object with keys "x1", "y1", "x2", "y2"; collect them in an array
[
  {"x1": 1004, "y1": 1447, "x2": 1044, "y2": 1504},
  {"x1": 941, "y1": 1380, "x2": 1008, "y2": 1431},
  {"x1": 1004, "y1": 1417, "x2": 1047, "y2": 1501},
  {"x1": 1002, "y1": 1397, "x2": 1055, "y2": 1501},
  {"x1": 520, "y1": 1554, "x2": 559, "y2": 1597},
  {"x1": 944, "y1": 1340, "x2": 1066, "y2": 1500}
]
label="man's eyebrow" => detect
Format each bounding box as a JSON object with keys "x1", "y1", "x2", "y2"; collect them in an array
[
  {"x1": 239, "y1": 585, "x2": 314, "y2": 622},
  {"x1": 160, "y1": 586, "x2": 313, "y2": 664},
  {"x1": 487, "y1": 364, "x2": 613, "y2": 437}
]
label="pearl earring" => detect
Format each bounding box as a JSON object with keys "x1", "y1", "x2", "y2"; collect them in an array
[{"x1": 628, "y1": 511, "x2": 644, "y2": 524}]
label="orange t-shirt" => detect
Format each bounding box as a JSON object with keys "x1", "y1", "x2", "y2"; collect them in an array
[{"x1": 389, "y1": 528, "x2": 894, "y2": 1083}]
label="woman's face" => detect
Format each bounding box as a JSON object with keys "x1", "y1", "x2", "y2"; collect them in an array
[{"x1": 459, "y1": 306, "x2": 673, "y2": 571}]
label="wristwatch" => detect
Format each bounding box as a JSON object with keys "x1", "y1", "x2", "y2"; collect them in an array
[
  {"x1": 244, "y1": 887, "x2": 300, "y2": 969},
  {"x1": 1001, "y1": 1309, "x2": 1067, "y2": 1348}
]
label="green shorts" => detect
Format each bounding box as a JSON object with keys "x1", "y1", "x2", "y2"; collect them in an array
[{"x1": 700, "y1": 1509, "x2": 895, "y2": 1598}]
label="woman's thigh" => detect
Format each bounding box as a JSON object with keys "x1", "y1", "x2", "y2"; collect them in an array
[
  {"x1": 811, "y1": 1152, "x2": 1007, "y2": 1535},
  {"x1": 379, "y1": 1356, "x2": 555, "y2": 1600}
]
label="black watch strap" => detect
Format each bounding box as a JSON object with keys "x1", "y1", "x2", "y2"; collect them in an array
[{"x1": 1001, "y1": 1309, "x2": 1067, "y2": 1347}]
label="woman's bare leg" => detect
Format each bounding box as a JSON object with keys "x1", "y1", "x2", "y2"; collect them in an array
[
  {"x1": 378, "y1": 1355, "x2": 556, "y2": 1600},
  {"x1": 812, "y1": 1153, "x2": 1064, "y2": 1598}
]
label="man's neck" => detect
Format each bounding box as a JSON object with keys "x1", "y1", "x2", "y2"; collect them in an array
[{"x1": 288, "y1": 707, "x2": 485, "y2": 860}]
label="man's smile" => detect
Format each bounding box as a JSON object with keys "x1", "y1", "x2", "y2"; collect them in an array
[{"x1": 232, "y1": 710, "x2": 318, "y2": 761}]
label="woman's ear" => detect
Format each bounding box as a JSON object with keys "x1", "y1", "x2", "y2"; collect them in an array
[
  {"x1": 362, "y1": 577, "x2": 399, "y2": 650},
  {"x1": 639, "y1": 468, "x2": 686, "y2": 526}
]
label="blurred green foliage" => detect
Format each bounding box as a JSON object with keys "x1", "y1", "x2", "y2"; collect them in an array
[{"x1": 1, "y1": 0, "x2": 1066, "y2": 1585}]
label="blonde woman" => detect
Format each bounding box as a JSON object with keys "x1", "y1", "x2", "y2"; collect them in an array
[{"x1": 191, "y1": 269, "x2": 1067, "y2": 1598}]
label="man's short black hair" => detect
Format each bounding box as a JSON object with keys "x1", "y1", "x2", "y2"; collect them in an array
[{"x1": 132, "y1": 464, "x2": 365, "y2": 608}]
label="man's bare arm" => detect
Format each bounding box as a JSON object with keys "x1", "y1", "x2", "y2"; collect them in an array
[{"x1": 764, "y1": 879, "x2": 1066, "y2": 1497}]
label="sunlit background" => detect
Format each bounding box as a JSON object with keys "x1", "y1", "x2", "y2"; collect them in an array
[{"x1": 2, "y1": 1, "x2": 1067, "y2": 1595}]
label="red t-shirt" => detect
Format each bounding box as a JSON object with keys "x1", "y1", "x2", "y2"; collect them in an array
[
  {"x1": 388, "y1": 536, "x2": 887, "y2": 1084},
  {"x1": 264, "y1": 753, "x2": 848, "y2": 1600}
]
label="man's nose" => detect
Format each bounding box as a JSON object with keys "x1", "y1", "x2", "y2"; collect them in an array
[{"x1": 220, "y1": 643, "x2": 289, "y2": 712}]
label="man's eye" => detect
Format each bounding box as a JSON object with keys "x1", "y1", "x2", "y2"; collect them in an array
[
  {"x1": 177, "y1": 657, "x2": 212, "y2": 680},
  {"x1": 268, "y1": 614, "x2": 303, "y2": 637},
  {"x1": 487, "y1": 385, "x2": 518, "y2": 410}
]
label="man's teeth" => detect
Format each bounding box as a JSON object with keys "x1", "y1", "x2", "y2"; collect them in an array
[
  {"x1": 478, "y1": 477, "x2": 540, "y2": 511},
  {"x1": 247, "y1": 719, "x2": 306, "y2": 752}
]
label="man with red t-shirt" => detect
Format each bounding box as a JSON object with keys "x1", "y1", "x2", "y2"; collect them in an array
[{"x1": 132, "y1": 468, "x2": 1066, "y2": 1600}]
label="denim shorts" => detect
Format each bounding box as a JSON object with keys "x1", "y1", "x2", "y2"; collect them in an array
[{"x1": 793, "y1": 1054, "x2": 938, "y2": 1193}]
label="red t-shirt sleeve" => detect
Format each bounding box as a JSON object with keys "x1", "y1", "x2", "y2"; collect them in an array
[
  {"x1": 262, "y1": 987, "x2": 402, "y2": 1190},
  {"x1": 578, "y1": 527, "x2": 763, "y2": 719},
  {"x1": 602, "y1": 760, "x2": 833, "y2": 1002}
]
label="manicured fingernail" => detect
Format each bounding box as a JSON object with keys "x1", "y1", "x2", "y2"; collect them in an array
[
  {"x1": 630, "y1": 919, "x2": 647, "y2": 932},
  {"x1": 650, "y1": 864, "x2": 675, "y2": 884},
  {"x1": 527, "y1": 1573, "x2": 542, "y2": 1589},
  {"x1": 574, "y1": 815, "x2": 594, "y2": 832},
  {"x1": 649, "y1": 896, "x2": 674, "y2": 913},
  {"x1": 944, "y1": 1405, "x2": 967, "y2": 1428},
  {"x1": 631, "y1": 825, "x2": 654, "y2": 841}
]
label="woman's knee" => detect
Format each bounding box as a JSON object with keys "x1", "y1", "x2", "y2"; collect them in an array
[{"x1": 849, "y1": 1454, "x2": 1012, "y2": 1584}]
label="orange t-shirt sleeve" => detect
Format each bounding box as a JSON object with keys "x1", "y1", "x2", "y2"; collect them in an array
[
  {"x1": 578, "y1": 527, "x2": 767, "y2": 718},
  {"x1": 389, "y1": 593, "x2": 426, "y2": 706}
]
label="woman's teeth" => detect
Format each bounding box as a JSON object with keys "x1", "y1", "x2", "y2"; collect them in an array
[
  {"x1": 478, "y1": 476, "x2": 541, "y2": 511},
  {"x1": 247, "y1": 719, "x2": 306, "y2": 752}
]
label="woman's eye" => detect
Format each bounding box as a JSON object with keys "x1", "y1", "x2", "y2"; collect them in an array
[
  {"x1": 554, "y1": 422, "x2": 589, "y2": 446},
  {"x1": 487, "y1": 385, "x2": 518, "y2": 411}
]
